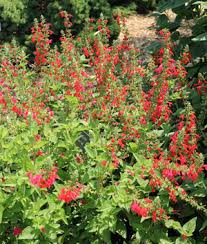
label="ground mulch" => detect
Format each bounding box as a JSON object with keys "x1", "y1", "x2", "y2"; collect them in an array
[{"x1": 118, "y1": 10, "x2": 193, "y2": 52}]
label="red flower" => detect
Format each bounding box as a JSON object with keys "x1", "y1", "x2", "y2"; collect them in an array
[
  {"x1": 144, "y1": 198, "x2": 152, "y2": 204},
  {"x1": 13, "y1": 227, "x2": 22, "y2": 236},
  {"x1": 154, "y1": 64, "x2": 163, "y2": 74},
  {"x1": 58, "y1": 184, "x2": 83, "y2": 203},
  {"x1": 101, "y1": 160, "x2": 107, "y2": 166},
  {"x1": 152, "y1": 211, "x2": 157, "y2": 222},
  {"x1": 168, "y1": 189, "x2": 177, "y2": 202},
  {"x1": 27, "y1": 166, "x2": 58, "y2": 188},
  {"x1": 131, "y1": 202, "x2": 149, "y2": 217},
  {"x1": 40, "y1": 226, "x2": 46, "y2": 232},
  {"x1": 118, "y1": 138, "x2": 125, "y2": 148},
  {"x1": 203, "y1": 165, "x2": 207, "y2": 171},
  {"x1": 35, "y1": 134, "x2": 41, "y2": 141}
]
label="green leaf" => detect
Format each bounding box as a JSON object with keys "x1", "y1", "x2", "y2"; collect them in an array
[
  {"x1": 175, "y1": 237, "x2": 191, "y2": 244},
  {"x1": 85, "y1": 145, "x2": 97, "y2": 158},
  {"x1": 116, "y1": 221, "x2": 126, "y2": 239},
  {"x1": 18, "y1": 226, "x2": 35, "y2": 240},
  {"x1": 0, "y1": 205, "x2": 4, "y2": 223},
  {"x1": 136, "y1": 177, "x2": 149, "y2": 189},
  {"x1": 0, "y1": 127, "x2": 8, "y2": 139},
  {"x1": 193, "y1": 1, "x2": 207, "y2": 9},
  {"x1": 129, "y1": 142, "x2": 138, "y2": 153},
  {"x1": 44, "y1": 125, "x2": 57, "y2": 143},
  {"x1": 158, "y1": 0, "x2": 189, "y2": 12},
  {"x1": 33, "y1": 140, "x2": 47, "y2": 149},
  {"x1": 183, "y1": 217, "x2": 197, "y2": 236},
  {"x1": 145, "y1": 40, "x2": 162, "y2": 54},
  {"x1": 102, "y1": 230, "x2": 111, "y2": 243},
  {"x1": 65, "y1": 95, "x2": 79, "y2": 105},
  {"x1": 200, "y1": 219, "x2": 207, "y2": 231},
  {"x1": 165, "y1": 219, "x2": 183, "y2": 233},
  {"x1": 160, "y1": 239, "x2": 174, "y2": 244},
  {"x1": 192, "y1": 33, "x2": 207, "y2": 42},
  {"x1": 190, "y1": 189, "x2": 207, "y2": 197},
  {"x1": 133, "y1": 155, "x2": 153, "y2": 168}
]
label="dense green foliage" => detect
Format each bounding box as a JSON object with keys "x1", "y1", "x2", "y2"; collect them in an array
[
  {"x1": 0, "y1": 0, "x2": 118, "y2": 45},
  {"x1": 0, "y1": 0, "x2": 162, "y2": 46}
]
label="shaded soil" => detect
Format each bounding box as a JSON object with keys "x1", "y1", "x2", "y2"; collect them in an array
[
  {"x1": 118, "y1": 11, "x2": 194, "y2": 52},
  {"x1": 118, "y1": 14, "x2": 156, "y2": 50}
]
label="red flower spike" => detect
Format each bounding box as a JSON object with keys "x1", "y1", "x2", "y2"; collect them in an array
[
  {"x1": 27, "y1": 166, "x2": 58, "y2": 189},
  {"x1": 58, "y1": 184, "x2": 83, "y2": 204},
  {"x1": 131, "y1": 202, "x2": 149, "y2": 218}
]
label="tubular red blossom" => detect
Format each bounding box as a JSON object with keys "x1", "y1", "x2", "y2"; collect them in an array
[
  {"x1": 187, "y1": 164, "x2": 199, "y2": 181},
  {"x1": 101, "y1": 160, "x2": 107, "y2": 166},
  {"x1": 27, "y1": 166, "x2": 58, "y2": 188},
  {"x1": 181, "y1": 52, "x2": 191, "y2": 65},
  {"x1": 144, "y1": 198, "x2": 152, "y2": 204},
  {"x1": 203, "y1": 165, "x2": 207, "y2": 170},
  {"x1": 35, "y1": 134, "x2": 41, "y2": 141},
  {"x1": 168, "y1": 189, "x2": 177, "y2": 202},
  {"x1": 152, "y1": 211, "x2": 157, "y2": 222},
  {"x1": 40, "y1": 226, "x2": 46, "y2": 233},
  {"x1": 162, "y1": 168, "x2": 176, "y2": 180},
  {"x1": 58, "y1": 184, "x2": 83, "y2": 203},
  {"x1": 154, "y1": 64, "x2": 163, "y2": 74},
  {"x1": 131, "y1": 202, "x2": 149, "y2": 217},
  {"x1": 118, "y1": 138, "x2": 125, "y2": 148}
]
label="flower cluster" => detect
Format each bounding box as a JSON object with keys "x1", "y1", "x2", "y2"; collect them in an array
[
  {"x1": 131, "y1": 202, "x2": 149, "y2": 217},
  {"x1": 31, "y1": 17, "x2": 53, "y2": 66},
  {"x1": 27, "y1": 166, "x2": 58, "y2": 188},
  {"x1": 58, "y1": 184, "x2": 83, "y2": 203}
]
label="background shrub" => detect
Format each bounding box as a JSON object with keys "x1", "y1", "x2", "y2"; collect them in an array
[{"x1": 0, "y1": 0, "x2": 116, "y2": 45}]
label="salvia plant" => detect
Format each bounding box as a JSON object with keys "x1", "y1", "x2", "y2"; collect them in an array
[{"x1": 0, "y1": 12, "x2": 207, "y2": 243}]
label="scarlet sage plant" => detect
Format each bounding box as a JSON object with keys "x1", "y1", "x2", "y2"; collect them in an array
[
  {"x1": 27, "y1": 166, "x2": 58, "y2": 188},
  {"x1": 0, "y1": 13, "x2": 206, "y2": 243}
]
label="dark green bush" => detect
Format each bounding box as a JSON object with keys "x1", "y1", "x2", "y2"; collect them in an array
[
  {"x1": 0, "y1": 0, "x2": 116, "y2": 45},
  {"x1": 0, "y1": 0, "x2": 164, "y2": 46}
]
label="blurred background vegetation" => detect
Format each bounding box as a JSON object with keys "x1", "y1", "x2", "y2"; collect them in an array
[{"x1": 0, "y1": 0, "x2": 160, "y2": 45}]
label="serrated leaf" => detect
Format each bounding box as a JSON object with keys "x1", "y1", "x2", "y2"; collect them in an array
[
  {"x1": 183, "y1": 217, "x2": 197, "y2": 236},
  {"x1": 190, "y1": 189, "x2": 207, "y2": 197},
  {"x1": 165, "y1": 219, "x2": 183, "y2": 233},
  {"x1": 160, "y1": 239, "x2": 174, "y2": 244}
]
